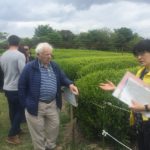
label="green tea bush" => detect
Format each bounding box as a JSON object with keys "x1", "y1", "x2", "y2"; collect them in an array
[
  {"x1": 77, "y1": 59, "x2": 138, "y2": 78},
  {"x1": 0, "y1": 49, "x2": 5, "y2": 54},
  {"x1": 54, "y1": 49, "x2": 138, "y2": 148},
  {"x1": 75, "y1": 67, "x2": 137, "y2": 148},
  {"x1": 55, "y1": 55, "x2": 134, "y2": 80},
  {"x1": 54, "y1": 49, "x2": 132, "y2": 59}
]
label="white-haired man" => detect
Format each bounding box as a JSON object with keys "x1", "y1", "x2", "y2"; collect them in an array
[{"x1": 18, "y1": 42, "x2": 79, "y2": 150}]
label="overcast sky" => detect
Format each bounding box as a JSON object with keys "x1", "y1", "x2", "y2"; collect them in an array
[{"x1": 1, "y1": 0, "x2": 150, "y2": 38}]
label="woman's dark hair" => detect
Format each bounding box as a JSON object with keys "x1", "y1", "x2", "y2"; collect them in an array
[
  {"x1": 8, "y1": 35, "x2": 20, "y2": 46},
  {"x1": 133, "y1": 39, "x2": 150, "y2": 56}
]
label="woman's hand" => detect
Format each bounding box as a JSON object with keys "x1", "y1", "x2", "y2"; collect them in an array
[
  {"x1": 99, "y1": 80, "x2": 116, "y2": 91},
  {"x1": 129, "y1": 100, "x2": 144, "y2": 112}
]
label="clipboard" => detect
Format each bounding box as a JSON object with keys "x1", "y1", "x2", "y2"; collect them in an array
[
  {"x1": 63, "y1": 87, "x2": 78, "y2": 107},
  {"x1": 113, "y1": 71, "x2": 150, "y2": 106}
]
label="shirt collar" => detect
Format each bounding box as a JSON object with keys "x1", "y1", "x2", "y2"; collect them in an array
[{"x1": 38, "y1": 59, "x2": 51, "y2": 68}]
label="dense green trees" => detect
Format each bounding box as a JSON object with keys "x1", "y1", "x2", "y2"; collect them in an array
[
  {"x1": 112, "y1": 27, "x2": 142, "y2": 52},
  {"x1": 0, "y1": 26, "x2": 143, "y2": 52},
  {"x1": 33, "y1": 25, "x2": 63, "y2": 47},
  {"x1": 59, "y1": 30, "x2": 75, "y2": 48},
  {"x1": 0, "y1": 32, "x2": 8, "y2": 49},
  {"x1": 30, "y1": 25, "x2": 142, "y2": 51}
]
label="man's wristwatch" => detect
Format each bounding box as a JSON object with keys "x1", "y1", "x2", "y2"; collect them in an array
[{"x1": 144, "y1": 104, "x2": 149, "y2": 112}]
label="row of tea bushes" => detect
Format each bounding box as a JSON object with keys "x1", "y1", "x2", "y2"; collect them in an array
[
  {"x1": 77, "y1": 59, "x2": 138, "y2": 78},
  {"x1": 55, "y1": 55, "x2": 135, "y2": 80},
  {"x1": 75, "y1": 67, "x2": 138, "y2": 148},
  {"x1": 54, "y1": 49, "x2": 138, "y2": 148},
  {"x1": 54, "y1": 49, "x2": 132, "y2": 59}
]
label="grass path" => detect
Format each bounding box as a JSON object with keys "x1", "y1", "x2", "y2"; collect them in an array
[
  {"x1": 0, "y1": 92, "x2": 101, "y2": 150},
  {"x1": 0, "y1": 93, "x2": 33, "y2": 150}
]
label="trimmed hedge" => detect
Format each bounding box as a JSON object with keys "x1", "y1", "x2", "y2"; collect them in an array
[
  {"x1": 75, "y1": 67, "x2": 137, "y2": 148},
  {"x1": 55, "y1": 55, "x2": 135, "y2": 80},
  {"x1": 77, "y1": 59, "x2": 138, "y2": 78},
  {"x1": 54, "y1": 49, "x2": 132, "y2": 59},
  {"x1": 54, "y1": 49, "x2": 138, "y2": 148}
]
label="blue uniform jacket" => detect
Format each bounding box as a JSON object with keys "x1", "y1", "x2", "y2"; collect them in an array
[{"x1": 18, "y1": 58, "x2": 73, "y2": 116}]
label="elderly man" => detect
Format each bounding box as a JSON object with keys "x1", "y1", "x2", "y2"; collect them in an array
[{"x1": 18, "y1": 42, "x2": 79, "y2": 150}]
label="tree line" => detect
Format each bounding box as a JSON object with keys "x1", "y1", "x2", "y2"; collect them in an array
[{"x1": 0, "y1": 25, "x2": 143, "y2": 52}]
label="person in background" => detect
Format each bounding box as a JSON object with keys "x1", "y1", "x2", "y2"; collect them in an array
[
  {"x1": 19, "y1": 45, "x2": 34, "y2": 63},
  {"x1": 19, "y1": 45, "x2": 34, "y2": 123},
  {"x1": 23, "y1": 45, "x2": 34, "y2": 62},
  {"x1": 99, "y1": 39, "x2": 150, "y2": 150},
  {"x1": 0, "y1": 35, "x2": 26, "y2": 144},
  {"x1": 18, "y1": 42, "x2": 79, "y2": 150}
]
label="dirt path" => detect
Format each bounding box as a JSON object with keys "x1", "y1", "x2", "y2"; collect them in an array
[{"x1": 59, "y1": 95, "x2": 105, "y2": 150}]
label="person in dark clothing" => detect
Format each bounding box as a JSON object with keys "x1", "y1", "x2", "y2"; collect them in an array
[
  {"x1": 99, "y1": 39, "x2": 150, "y2": 150},
  {"x1": 19, "y1": 45, "x2": 34, "y2": 63},
  {"x1": 18, "y1": 42, "x2": 79, "y2": 150}
]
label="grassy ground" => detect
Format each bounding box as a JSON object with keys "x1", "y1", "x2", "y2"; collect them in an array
[
  {"x1": 0, "y1": 92, "x2": 33, "y2": 150},
  {"x1": 0, "y1": 92, "x2": 94, "y2": 150}
]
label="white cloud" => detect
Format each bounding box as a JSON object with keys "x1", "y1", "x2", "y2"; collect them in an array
[{"x1": 0, "y1": 0, "x2": 150, "y2": 38}]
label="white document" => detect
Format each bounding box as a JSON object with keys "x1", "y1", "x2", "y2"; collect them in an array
[
  {"x1": 63, "y1": 87, "x2": 78, "y2": 107},
  {"x1": 113, "y1": 72, "x2": 150, "y2": 106}
]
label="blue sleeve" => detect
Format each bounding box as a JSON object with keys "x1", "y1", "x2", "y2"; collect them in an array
[
  {"x1": 52, "y1": 62, "x2": 73, "y2": 87},
  {"x1": 59, "y1": 69, "x2": 73, "y2": 86},
  {"x1": 18, "y1": 64, "x2": 30, "y2": 108}
]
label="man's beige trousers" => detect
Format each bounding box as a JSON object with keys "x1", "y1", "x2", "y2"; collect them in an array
[{"x1": 25, "y1": 100, "x2": 60, "y2": 150}]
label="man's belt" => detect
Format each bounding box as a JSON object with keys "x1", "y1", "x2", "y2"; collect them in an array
[{"x1": 40, "y1": 99, "x2": 54, "y2": 104}]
